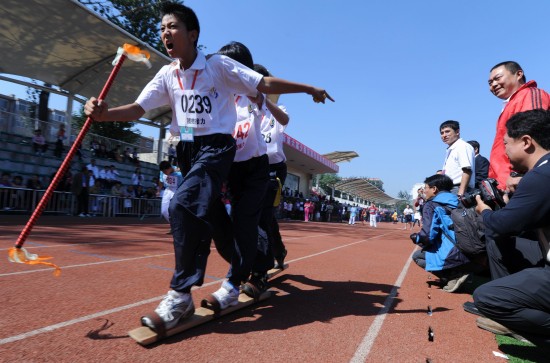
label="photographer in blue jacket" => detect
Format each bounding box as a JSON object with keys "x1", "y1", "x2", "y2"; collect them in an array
[{"x1": 410, "y1": 174, "x2": 471, "y2": 292}]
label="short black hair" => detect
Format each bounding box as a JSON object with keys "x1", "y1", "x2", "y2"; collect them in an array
[
  {"x1": 467, "y1": 140, "x2": 480, "y2": 151},
  {"x1": 439, "y1": 120, "x2": 460, "y2": 132},
  {"x1": 217, "y1": 41, "x2": 253, "y2": 69},
  {"x1": 491, "y1": 61, "x2": 526, "y2": 83},
  {"x1": 424, "y1": 174, "x2": 453, "y2": 192},
  {"x1": 159, "y1": 160, "x2": 172, "y2": 171},
  {"x1": 506, "y1": 109, "x2": 550, "y2": 150},
  {"x1": 160, "y1": 2, "x2": 200, "y2": 48},
  {"x1": 254, "y1": 64, "x2": 270, "y2": 77}
]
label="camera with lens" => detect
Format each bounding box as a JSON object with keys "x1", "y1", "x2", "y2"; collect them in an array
[{"x1": 460, "y1": 178, "x2": 506, "y2": 210}]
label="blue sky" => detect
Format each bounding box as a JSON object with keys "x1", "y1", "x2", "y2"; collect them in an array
[{"x1": 4, "y1": 0, "x2": 550, "y2": 198}]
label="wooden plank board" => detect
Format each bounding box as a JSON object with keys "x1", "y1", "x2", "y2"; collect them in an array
[{"x1": 129, "y1": 264, "x2": 288, "y2": 345}]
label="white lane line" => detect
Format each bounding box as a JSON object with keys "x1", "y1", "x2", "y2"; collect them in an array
[
  {"x1": 0, "y1": 233, "x2": 328, "y2": 252},
  {"x1": 1, "y1": 234, "x2": 334, "y2": 276},
  {"x1": 0, "y1": 230, "x2": 402, "y2": 345},
  {"x1": 0, "y1": 296, "x2": 161, "y2": 345},
  {"x1": 284, "y1": 233, "x2": 330, "y2": 241},
  {"x1": 349, "y1": 246, "x2": 417, "y2": 363},
  {"x1": 0, "y1": 239, "x2": 168, "y2": 251},
  {"x1": 288, "y1": 232, "x2": 395, "y2": 263},
  {"x1": 0, "y1": 276, "x2": 218, "y2": 346},
  {"x1": 0, "y1": 253, "x2": 174, "y2": 277}
]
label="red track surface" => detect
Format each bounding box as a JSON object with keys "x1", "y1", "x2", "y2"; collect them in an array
[{"x1": 1, "y1": 216, "x2": 504, "y2": 362}]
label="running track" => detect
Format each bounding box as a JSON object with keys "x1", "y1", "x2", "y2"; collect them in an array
[{"x1": 0, "y1": 216, "x2": 504, "y2": 362}]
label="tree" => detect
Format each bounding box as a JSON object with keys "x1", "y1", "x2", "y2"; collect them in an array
[
  {"x1": 25, "y1": 84, "x2": 39, "y2": 120},
  {"x1": 366, "y1": 178, "x2": 384, "y2": 192},
  {"x1": 318, "y1": 173, "x2": 341, "y2": 196},
  {"x1": 72, "y1": 106, "x2": 141, "y2": 145},
  {"x1": 395, "y1": 190, "x2": 412, "y2": 213},
  {"x1": 79, "y1": 0, "x2": 185, "y2": 54},
  {"x1": 397, "y1": 190, "x2": 411, "y2": 201},
  {"x1": 71, "y1": 1, "x2": 175, "y2": 142}
]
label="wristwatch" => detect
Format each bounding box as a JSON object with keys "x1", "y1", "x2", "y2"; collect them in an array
[{"x1": 510, "y1": 171, "x2": 524, "y2": 178}]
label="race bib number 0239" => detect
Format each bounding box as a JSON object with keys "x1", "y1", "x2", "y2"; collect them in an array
[{"x1": 175, "y1": 90, "x2": 217, "y2": 128}]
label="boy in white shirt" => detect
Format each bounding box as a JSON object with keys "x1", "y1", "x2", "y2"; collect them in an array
[
  {"x1": 85, "y1": 2, "x2": 333, "y2": 331},
  {"x1": 158, "y1": 160, "x2": 183, "y2": 224}
]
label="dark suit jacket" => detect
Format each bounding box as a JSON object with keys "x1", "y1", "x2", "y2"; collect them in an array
[
  {"x1": 71, "y1": 171, "x2": 90, "y2": 195},
  {"x1": 474, "y1": 154, "x2": 490, "y2": 186}
]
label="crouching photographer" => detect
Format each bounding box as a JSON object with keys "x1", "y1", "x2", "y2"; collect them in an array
[
  {"x1": 471, "y1": 109, "x2": 550, "y2": 349},
  {"x1": 409, "y1": 174, "x2": 473, "y2": 293}
]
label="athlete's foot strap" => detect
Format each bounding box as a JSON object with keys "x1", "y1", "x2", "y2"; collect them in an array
[
  {"x1": 141, "y1": 312, "x2": 167, "y2": 338},
  {"x1": 201, "y1": 295, "x2": 221, "y2": 313}
]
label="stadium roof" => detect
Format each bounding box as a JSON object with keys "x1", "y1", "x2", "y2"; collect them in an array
[
  {"x1": 334, "y1": 178, "x2": 399, "y2": 205},
  {"x1": 322, "y1": 152, "x2": 398, "y2": 204},
  {"x1": 0, "y1": 0, "x2": 173, "y2": 127},
  {"x1": 323, "y1": 151, "x2": 359, "y2": 164},
  {"x1": 0, "y1": 0, "x2": 340, "y2": 177}
]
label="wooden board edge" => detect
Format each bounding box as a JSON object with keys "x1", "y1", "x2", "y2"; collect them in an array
[
  {"x1": 129, "y1": 290, "x2": 273, "y2": 345},
  {"x1": 267, "y1": 264, "x2": 289, "y2": 280}
]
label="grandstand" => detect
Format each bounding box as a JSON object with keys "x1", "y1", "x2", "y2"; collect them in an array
[{"x1": 0, "y1": 107, "x2": 161, "y2": 217}]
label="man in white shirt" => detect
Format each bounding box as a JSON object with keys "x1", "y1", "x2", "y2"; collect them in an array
[
  {"x1": 98, "y1": 165, "x2": 108, "y2": 190},
  {"x1": 440, "y1": 120, "x2": 476, "y2": 196},
  {"x1": 403, "y1": 204, "x2": 414, "y2": 230},
  {"x1": 105, "y1": 165, "x2": 119, "y2": 189},
  {"x1": 86, "y1": 159, "x2": 100, "y2": 181}
]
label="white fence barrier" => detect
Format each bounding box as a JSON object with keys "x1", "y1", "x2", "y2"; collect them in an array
[{"x1": 0, "y1": 186, "x2": 161, "y2": 218}]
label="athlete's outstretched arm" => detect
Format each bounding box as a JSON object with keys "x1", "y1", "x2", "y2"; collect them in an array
[
  {"x1": 85, "y1": 97, "x2": 146, "y2": 122},
  {"x1": 257, "y1": 77, "x2": 334, "y2": 104}
]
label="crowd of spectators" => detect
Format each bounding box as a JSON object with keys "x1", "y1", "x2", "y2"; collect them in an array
[
  {"x1": 27, "y1": 129, "x2": 142, "y2": 167},
  {"x1": 89, "y1": 139, "x2": 140, "y2": 166},
  {"x1": 276, "y1": 189, "x2": 398, "y2": 225},
  {"x1": 0, "y1": 154, "x2": 159, "y2": 215},
  {"x1": 0, "y1": 122, "x2": 181, "y2": 218}
]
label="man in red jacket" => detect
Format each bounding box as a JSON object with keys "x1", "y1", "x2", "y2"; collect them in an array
[
  {"x1": 488, "y1": 61, "x2": 550, "y2": 191},
  {"x1": 463, "y1": 62, "x2": 550, "y2": 318}
]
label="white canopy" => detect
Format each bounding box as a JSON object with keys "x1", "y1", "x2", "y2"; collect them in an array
[{"x1": 0, "y1": 0, "x2": 172, "y2": 127}]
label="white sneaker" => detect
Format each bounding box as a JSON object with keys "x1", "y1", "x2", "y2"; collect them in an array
[
  {"x1": 443, "y1": 273, "x2": 470, "y2": 293},
  {"x1": 142, "y1": 290, "x2": 194, "y2": 330},
  {"x1": 211, "y1": 280, "x2": 239, "y2": 310},
  {"x1": 78, "y1": 213, "x2": 86, "y2": 217}
]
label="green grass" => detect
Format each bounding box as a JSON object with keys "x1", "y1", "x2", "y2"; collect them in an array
[{"x1": 495, "y1": 336, "x2": 546, "y2": 363}]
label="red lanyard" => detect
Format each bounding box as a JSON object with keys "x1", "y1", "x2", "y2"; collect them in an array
[{"x1": 176, "y1": 69, "x2": 198, "y2": 90}]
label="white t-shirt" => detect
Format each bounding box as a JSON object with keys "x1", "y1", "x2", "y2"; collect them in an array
[
  {"x1": 442, "y1": 138, "x2": 475, "y2": 189},
  {"x1": 99, "y1": 168, "x2": 107, "y2": 179},
  {"x1": 136, "y1": 51, "x2": 262, "y2": 137},
  {"x1": 106, "y1": 169, "x2": 119, "y2": 182},
  {"x1": 260, "y1": 104, "x2": 288, "y2": 164},
  {"x1": 87, "y1": 164, "x2": 100, "y2": 179},
  {"x1": 232, "y1": 95, "x2": 267, "y2": 162},
  {"x1": 159, "y1": 170, "x2": 183, "y2": 193},
  {"x1": 132, "y1": 173, "x2": 144, "y2": 186}
]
